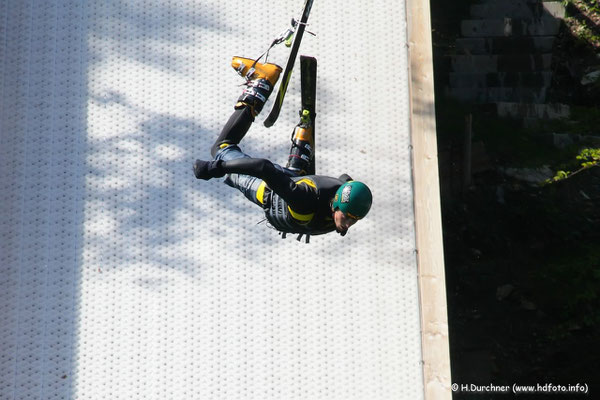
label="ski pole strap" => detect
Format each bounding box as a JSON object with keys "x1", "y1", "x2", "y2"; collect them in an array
[{"x1": 248, "y1": 18, "x2": 298, "y2": 75}]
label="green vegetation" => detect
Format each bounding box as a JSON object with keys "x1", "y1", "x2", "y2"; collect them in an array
[{"x1": 546, "y1": 147, "x2": 600, "y2": 182}]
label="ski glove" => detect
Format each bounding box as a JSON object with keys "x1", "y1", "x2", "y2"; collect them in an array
[{"x1": 193, "y1": 159, "x2": 225, "y2": 180}]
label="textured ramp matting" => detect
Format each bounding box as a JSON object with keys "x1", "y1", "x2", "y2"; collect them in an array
[{"x1": 0, "y1": 1, "x2": 424, "y2": 399}]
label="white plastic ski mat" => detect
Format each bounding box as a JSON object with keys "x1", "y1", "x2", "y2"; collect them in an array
[{"x1": 0, "y1": 1, "x2": 446, "y2": 399}]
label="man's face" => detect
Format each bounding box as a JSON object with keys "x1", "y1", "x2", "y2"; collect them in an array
[{"x1": 333, "y1": 209, "x2": 358, "y2": 235}]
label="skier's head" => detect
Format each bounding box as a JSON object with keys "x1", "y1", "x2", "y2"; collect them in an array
[{"x1": 331, "y1": 181, "x2": 372, "y2": 234}]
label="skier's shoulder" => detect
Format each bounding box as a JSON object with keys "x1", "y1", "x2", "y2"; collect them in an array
[
  {"x1": 337, "y1": 173, "x2": 353, "y2": 183},
  {"x1": 290, "y1": 174, "x2": 349, "y2": 193},
  {"x1": 292, "y1": 173, "x2": 344, "y2": 184}
]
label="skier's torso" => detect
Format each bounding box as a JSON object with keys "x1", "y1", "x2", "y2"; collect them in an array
[{"x1": 263, "y1": 174, "x2": 344, "y2": 235}]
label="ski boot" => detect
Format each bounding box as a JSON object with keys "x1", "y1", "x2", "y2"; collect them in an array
[
  {"x1": 286, "y1": 109, "x2": 315, "y2": 175},
  {"x1": 232, "y1": 56, "x2": 282, "y2": 117}
]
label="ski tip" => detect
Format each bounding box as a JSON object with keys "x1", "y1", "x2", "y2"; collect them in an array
[
  {"x1": 263, "y1": 109, "x2": 281, "y2": 128},
  {"x1": 263, "y1": 115, "x2": 277, "y2": 128},
  {"x1": 300, "y1": 55, "x2": 317, "y2": 63}
]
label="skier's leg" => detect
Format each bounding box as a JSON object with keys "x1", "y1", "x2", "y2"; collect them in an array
[
  {"x1": 223, "y1": 170, "x2": 266, "y2": 207},
  {"x1": 285, "y1": 119, "x2": 314, "y2": 176},
  {"x1": 203, "y1": 57, "x2": 283, "y2": 206},
  {"x1": 210, "y1": 57, "x2": 282, "y2": 158},
  {"x1": 215, "y1": 150, "x2": 296, "y2": 207},
  {"x1": 221, "y1": 159, "x2": 300, "y2": 207},
  {"x1": 212, "y1": 145, "x2": 297, "y2": 208},
  {"x1": 210, "y1": 111, "x2": 267, "y2": 208},
  {"x1": 210, "y1": 107, "x2": 253, "y2": 158}
]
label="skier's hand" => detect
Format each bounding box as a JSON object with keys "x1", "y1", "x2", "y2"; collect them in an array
[{"x1": 193, "y1": 159, "x2": 225, "y2": 180}]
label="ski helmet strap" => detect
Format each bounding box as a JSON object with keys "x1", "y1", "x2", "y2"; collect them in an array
[{"x1": 345, "y1": 212, "x2": 361, "y2": 221}]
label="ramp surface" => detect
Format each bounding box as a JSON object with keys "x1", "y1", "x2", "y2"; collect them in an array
[{"x1": 0, "y1": 1, "x2": 440, "y2": 399}]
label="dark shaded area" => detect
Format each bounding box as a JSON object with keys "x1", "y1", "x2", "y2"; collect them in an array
[{"x1": 431, "y1": 0, "x2": 600, "y2": 398}]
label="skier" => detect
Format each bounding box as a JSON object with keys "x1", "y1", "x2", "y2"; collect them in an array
[{"x1": 193, "y1": 57, "x2": 372, "y2": 240}]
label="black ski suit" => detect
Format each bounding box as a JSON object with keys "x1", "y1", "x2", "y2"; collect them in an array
[{"x1": 215, "y1": 156, "x2": 352, "y2": 237}]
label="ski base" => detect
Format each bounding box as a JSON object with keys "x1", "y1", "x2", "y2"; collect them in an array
[{"x1": 300, "y1": 56, "x2": 317, "y2": 175}]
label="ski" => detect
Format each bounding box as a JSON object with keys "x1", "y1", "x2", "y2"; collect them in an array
[
  {"x1": 264, "y1": 0, "x2": 315, "y2": 128},
  {"x1": 300, "y1": 56, "x2": 317, "y2": 116},
  {"x1": 300, "y1": 56, "x2": 317, "y2": 174}
]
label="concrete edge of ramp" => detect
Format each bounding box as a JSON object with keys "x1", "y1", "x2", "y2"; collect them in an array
[{"x1": 406, "y1": 0, "x2": 453, "y2": 398}]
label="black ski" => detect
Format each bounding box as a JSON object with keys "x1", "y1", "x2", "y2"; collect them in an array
[
  {"x1": 300, "y1": 56, "x2": 317, "y2": 174},
  {"x1": 264, "y1": 0, "x2": 315, "y2": 128},
  {"x1": 300, "y1": 56, "x2": 317, "y2": 116}
]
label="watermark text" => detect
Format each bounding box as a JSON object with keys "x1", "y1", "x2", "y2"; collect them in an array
[{"x1": 451, "y1": 382, "x2": 589, "y2": 395}]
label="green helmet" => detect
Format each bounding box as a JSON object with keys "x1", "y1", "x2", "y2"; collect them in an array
[{"x1": 332, "y1": 181, "x2": 372, "y2": 220}]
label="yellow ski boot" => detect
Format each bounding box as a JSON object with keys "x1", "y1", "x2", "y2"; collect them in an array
[
  {"x1": 232, "y1": 56, "x2": 282, "y2": 117},
  {"x1": 286, "y1": 110, "x2": 315, "y2": 175}
]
